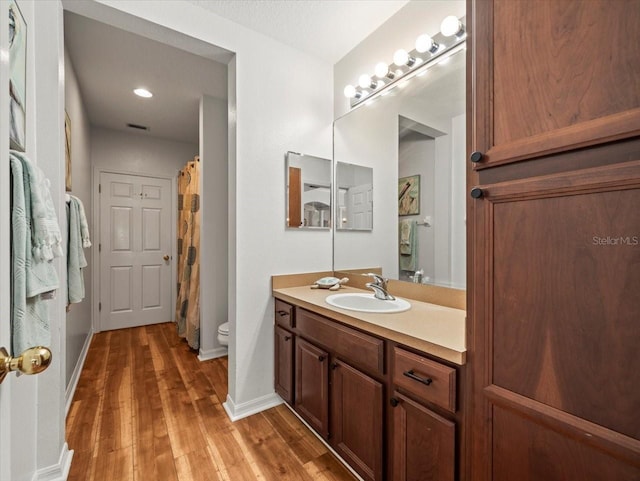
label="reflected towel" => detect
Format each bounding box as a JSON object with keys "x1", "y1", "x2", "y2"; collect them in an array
[
  {"x1": 399, "y1": 219, "x2": 418, "y2": 271},
  {"x1": 10, "y1": 154, "x2": 57, "y2": 354}
]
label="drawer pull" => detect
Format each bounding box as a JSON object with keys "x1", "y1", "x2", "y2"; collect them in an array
[
  {"x1": 318, "y1": 355, "x2": 326, "y2": 362},
  {"x1": 403, "y1": 370, "x2": 433, "y2": 386},
  {"x1": 331, "y1": 362, "x2": 338, "y2": 370},
  {"x1": 284, "y1": 335, "x2": 291, "y2": 341},
  {"x1": 390, "y1": 397, "x2": 399, "y2": 408},
  {"x1": 276, "y1": 310, "x2": 288, "y2": 317}
]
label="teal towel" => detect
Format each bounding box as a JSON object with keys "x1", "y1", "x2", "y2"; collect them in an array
[
  {"x1": 11, "y1": 150, "x2": 63, "y2": 261},
  {"x1": 67, "y1": 197, "x2": 88, "y2": 304},
  {"x1": 399, "y1": 219, "x2": 418, "y2": 272},
  {"x1": 10, "y1": 154, "x2": 58, "y2": 355}
]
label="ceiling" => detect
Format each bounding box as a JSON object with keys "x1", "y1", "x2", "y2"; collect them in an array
[
  {"x1": 64, "y1": 1, "x2": 409, "y2": 144},
  {"x1": 188, "y1": 0, "x2": 409, "y2": 64}
]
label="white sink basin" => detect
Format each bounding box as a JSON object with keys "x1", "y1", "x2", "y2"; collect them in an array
[{"x1": 325, "y1": 293, "x2": 411, "y2": 314}]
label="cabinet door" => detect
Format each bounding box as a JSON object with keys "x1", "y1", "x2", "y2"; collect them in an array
[
  {"x1": 391, "y1": 392, "x2": 455, "y2": 481},
  {"x1": 295, "y1": 337, "x2": 329, "y2": 438},
  {"x1": 274, "y1": 326, "x2": 294, "y2": 404},
  {"x1": 471, "y1": 0, "x2": 640, "y2": 169},
  {"x1": 330, "y1": 359, "x2": 383, "y2": 481}
]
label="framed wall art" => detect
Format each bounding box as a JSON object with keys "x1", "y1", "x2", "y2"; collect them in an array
[{"x1": 398, "y1": 174, "x2": 420, "y2": 216}]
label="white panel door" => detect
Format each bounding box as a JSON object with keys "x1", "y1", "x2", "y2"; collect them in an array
[
  {"x1": 347, "y1": 183, "x2": 373, "y2": 229},
  {"x1": 99, "y1": 172, "x2": 172, "y2": 330}
]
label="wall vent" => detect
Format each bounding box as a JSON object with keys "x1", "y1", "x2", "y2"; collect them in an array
[{"x1": 126, "y1": 123, "x2": 149, "y2": 131}]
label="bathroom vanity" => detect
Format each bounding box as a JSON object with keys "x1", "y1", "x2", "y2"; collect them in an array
[{"x1": 272, "y1": 276, "x2": 466, "y2": 481}]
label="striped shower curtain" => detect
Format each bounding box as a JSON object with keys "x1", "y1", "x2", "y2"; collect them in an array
[{"x1": 175, "y1": 158, "x2": 200, "y2": 349}]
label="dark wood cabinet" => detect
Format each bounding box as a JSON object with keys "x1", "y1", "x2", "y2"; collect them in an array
[
  {"x1": 274, "y1": 325, "x2": 294, "y2": 404},
  {"x1": 274, "y1": 302, "x2": 462, "y2": 480},
  {"x1": 391, "y1": 392, "x2": 455, "y2": 481},
  {"x1": 294, "y1": 337, "x2": 329, "y2": 439},
  {"x1": 468, "y1": 0, "x2": 640, "y2": 479},
  {"x1": 331, "y1": 359, "x2": 384, "y2": 481}
]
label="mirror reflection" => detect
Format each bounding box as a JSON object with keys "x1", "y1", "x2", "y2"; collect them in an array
[
  {"x1": 333, "y1": 45, "x2": 466, "y2": 289},
  {"x1": 286, "y1": 152, "x2": 332, "y2": 229},
  {"x1": 336, "y1": 162, "x2": 373, "y2": 231}
]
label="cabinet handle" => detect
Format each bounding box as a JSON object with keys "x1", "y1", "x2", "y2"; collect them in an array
[
  {"x1": 470, "y1": 151, "x2": 484, "y2": 163},
  {"x1": 276, "y1": 310, "x2": 288, "y2": 317},
  {"x1": 330, "y1": 362, "x2": 338, "y2": 370},
  {"x1": 390, "y1": 397, "x2": 399, "y2": 408},
  {"x1": 403, "y1": 370, "x2": 433, "y2": 386},
  {"x1": 470, "y1": 187, "x2": 484, "y2": 199},
  {"x1": 284, "y1": 335, "x2": 291, "y2": 341},
  {"x1": 318, "y1": 355, "x2": 326, "y2": 362}
]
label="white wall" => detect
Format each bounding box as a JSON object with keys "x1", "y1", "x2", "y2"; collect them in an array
[
  {"x1": 64, "y1": 46, "x2": 93, "y2": 390},
  {"x1": 66, "y1": 0, "x2": 335, "y2": 417},
  {"x1": 91, "y1": 126, "x2": 197, "y2": 178},
  {"x1": 334, "y1": 0, "x2": 465, "y2": 118},
  {"x1": 199, "y1": 94, "x2": 228, "y2": 359}
]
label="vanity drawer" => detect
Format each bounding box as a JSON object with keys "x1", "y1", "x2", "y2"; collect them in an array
[
  {"x1": 296, "y1": 309, "x2": 384, "y2": 375},
  {"x1": 275, "y1": 299, "x2": 294, "y2": 328},
  {"x1": 393, "y1": 347, "x2": 456, "y2": 413}
]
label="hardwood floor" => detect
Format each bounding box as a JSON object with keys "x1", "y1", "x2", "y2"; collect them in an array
[{"x1": 66, "y1": 322, "x2": 357, "y2": 481}]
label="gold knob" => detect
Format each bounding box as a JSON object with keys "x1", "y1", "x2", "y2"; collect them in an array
[
  {"x1": 0, "y1": 346, "x2": 52, "y2": 384},
  {"x1": 163, "y1": 254, "x2": 170, "y2": 261}
]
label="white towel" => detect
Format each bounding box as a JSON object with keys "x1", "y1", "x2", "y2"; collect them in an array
[{"x1": 67, "y1": 197, "x2": 88, "y2": 304}]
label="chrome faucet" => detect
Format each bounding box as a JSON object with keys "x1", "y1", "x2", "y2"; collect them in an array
[{"x1": 365, "y1": 273, "x2": 396, "y2": 301}]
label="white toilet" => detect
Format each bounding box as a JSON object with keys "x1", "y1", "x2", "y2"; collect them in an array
[{"x1": 217, "y1": 322, "x2": 229, "y2": 346}]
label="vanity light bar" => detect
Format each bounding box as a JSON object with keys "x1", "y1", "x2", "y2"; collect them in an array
[{"x1": 344, "y1": 15, "x2": 466, "y2": 108}]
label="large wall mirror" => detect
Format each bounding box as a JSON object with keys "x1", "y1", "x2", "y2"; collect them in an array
[
  {"x1": 286, "y1": 151, "x2": 332, "y2": 229},
  {"x1": 333, "y1": 43, "x2": 466, "y2": 289}
]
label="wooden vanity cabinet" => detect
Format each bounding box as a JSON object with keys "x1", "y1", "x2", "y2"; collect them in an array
[
  {"x1": 274, "y1": 325, "x2": 294, "y2": 404},
  {"x1": 273, "y1": 301, "x2": 463, "y2": 481}
]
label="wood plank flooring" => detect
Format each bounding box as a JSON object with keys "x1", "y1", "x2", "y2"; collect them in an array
[{"x1": 66, "y1": 322, "x2": 357, "y2": 481}]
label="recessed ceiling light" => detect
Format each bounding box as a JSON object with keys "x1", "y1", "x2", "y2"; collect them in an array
[{"x1": 133, "y1": 88, "x2": 153, "y2": 98}]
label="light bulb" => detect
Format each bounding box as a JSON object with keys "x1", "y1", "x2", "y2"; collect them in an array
[
  {"x1": 343, "y1": 85, "x2": 356, "y2": 98},
  {"x1": 441, "y1": 16, "x2": 462, "y2": 37},
  {"x1": 393, "y1": 49, "x2": 409, "y2": 66},
  {"x1": 374, "y1": 62, "x2": 389, "y2": 79},
  {"x1": 358, "y1": 74, "x2": 373, "y2": 89},
  {"x1": 134, "y1": 88, "x2": 153, "y2": 98},
  {"x1": 415, "y1": 34, "x2": 434, "y2": 53}
]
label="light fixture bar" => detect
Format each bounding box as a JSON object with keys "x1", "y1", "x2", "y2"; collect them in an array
[{"x1": 346, "y1": 15, "x2": 466, "y2": 109}]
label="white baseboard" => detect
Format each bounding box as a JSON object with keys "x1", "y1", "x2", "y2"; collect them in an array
[
  {"x1": 223, "y1": 392, "x2": 283, "y2": 422},
  {"x1": 32, "y1": 443, "x2": 73, "y2": 481},
  {"x1": 65, "y1": 331, "x2": 94, "y2": 417},
  {"x1": 198, "y1": 346, "x2": 228, "y2": 361}
]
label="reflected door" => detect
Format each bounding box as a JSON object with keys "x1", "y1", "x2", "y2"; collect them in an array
[
  {"x1": 347, "y1": 183, "x2": 373, "y2": 229},
  {"x1": 99, "y1": 172, "x2": 172, "y2": 330}
]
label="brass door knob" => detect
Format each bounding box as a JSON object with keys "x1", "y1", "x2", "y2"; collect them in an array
[
  {"x1": 163, "y1": 255, "x2": 170, "y2": 261},
  {"x1": 0, "y1": 346, "x2": 52, "y2": 384}
]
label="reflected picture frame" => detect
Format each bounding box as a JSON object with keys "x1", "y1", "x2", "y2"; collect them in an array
[
  {"x1": 9, "y1": 0, "x2": 27, "y2": 152},
  {"x1": 398, "y1": 175, "x2": 420, "y2": 216}
]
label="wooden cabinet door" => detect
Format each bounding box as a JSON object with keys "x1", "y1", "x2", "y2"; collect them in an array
[
  {"x1": 471, "y1": 0, "x2": 640, "y2": 169},
  {"x1": 330, "y1": 359, "x2": 383, "y2": 481},
  {"x1": 391, "y1": 392, "x2": 455, "y2": 481},
  {"x1": 295, "y1": 337, "x2": 329, "y2": 438},
  {"x1": 274, "y1": 325, "x2": 294, "y2": 404}
]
